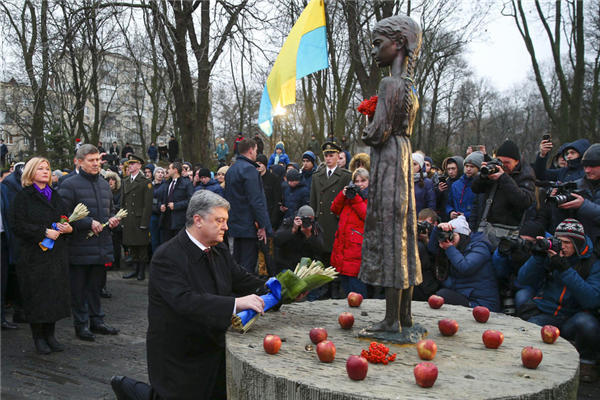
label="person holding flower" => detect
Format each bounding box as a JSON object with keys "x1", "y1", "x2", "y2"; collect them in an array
[{"x1": 9, "y1": 157, "x2": 73, "y2": 354}]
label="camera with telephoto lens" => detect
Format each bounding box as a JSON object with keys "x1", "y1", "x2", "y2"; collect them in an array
[
  {"x1": 345, "y1": 182, "x2": 360, "y2": 199},
  {"x1": 417, "y1": 221, "x2": 433, "y2": 235},
  {"x1": 300, "y1": 216, "x2": 312, "y2": 228},
  {"x1": 437, "y1": 228, "x2": 454, "y2": 242},
  {"x1": 480, "y1": 158, "x2": 503, "y2": 178},
  {"x1": 497, "y1": 237, "x2": 533, "y2": 257},
  {"x1": 532, "y1": 236, "x2": 562, "y2": 254},
  {"x1": 536, "y1": 180, "x2": 582, "y2": 206}
]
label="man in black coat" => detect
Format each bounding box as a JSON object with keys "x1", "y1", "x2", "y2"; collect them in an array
[
  {"x1": 159, "y1": 161, "x2": 194, "y2": 243},
  {"x1": 111, "y1": 190, "x2": 266, "y2": 400},
  {"x1": 168, "y1": 135, "x2": 179, "y2": 162},
  {"x1": 59, "y1": 145, "x2": 121, "y2": 341}
]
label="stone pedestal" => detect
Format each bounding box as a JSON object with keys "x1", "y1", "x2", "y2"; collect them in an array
[{"x1": 226, "y1": 300, "x2": 579, "y2": 400}]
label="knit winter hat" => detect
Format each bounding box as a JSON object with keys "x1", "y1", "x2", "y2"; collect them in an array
[
  {"x1": 198, "y1": 168, "x2": 211, "y2": 178},
  {"x1": 302, "y1": 151, "x2": 316, "y2": 163},
  {"x1": 424, "y1": 156, "x2": 433, "y2": 166},
  {"x1": 463, "y1": 151, "x2": 484, "y2": 169},
  {"x1": 412, "y1": 153, "x2": 425, "y2": 169},
  {"x1": 449, "y1": 215, "x2": 471, "y2": 236},
  {"x1": 555, "y1": 218, "x2": 587, "y2": 256},
  {"x1": 286, "y1": 169, "x2": 301, "y2": 182},
  {"x1": 275, "y1": 142, "x2": 285, "y2": 151},
  {"x1": 582, "y1": 143, "x2": 600, "y2": 167},
  {"x1": 496, "y1": 140, "x2": 520, "y2": 161},
  {"x1": 256, "y1": 154, "x2": 268, "y2": 166},
  {"x1": 297, "y1": 205, "x2": 314, "y2": 218},
  {"x1": 519, "y1": 221, "x2": 546, "y2": 238}
]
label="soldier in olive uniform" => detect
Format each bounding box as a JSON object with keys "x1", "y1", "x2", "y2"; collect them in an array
[
  {"x1": 121, "y1": 155, "x2": 153, "y2": 281},
  {"x1": 310, "y1": 142, "x2": 352, "y2": 259}
]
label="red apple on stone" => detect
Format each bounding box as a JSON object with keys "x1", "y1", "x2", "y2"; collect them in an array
[
  {"x1": 316, "y1": 340, "x2": 336, "y2": 363},
  {"x1": 521, "y1": 346, "x2": 543, "y2": 369},
  {"x1": 347, "y1": 292, "x2": 363, "y2": 307},
  {"x1": 438, "y1": 319, "x2": 459, "y2": 336},
  {"x1": 346, "y1": 355, "x2": 368, "y2": 380},
  {"x1": 482, "y1": 330, "x2": 504, "y2": 349},
  {"x1": 413, "y1": 362, "x2": 438, "y2": 388},
  {"x1": 541, "y1": 325, "x2": 560, "y2": 344},
  {"x1": 428, "y1": 295, "x2": 444, "y2": 309},
  {"x1": 416, "y1": 339, "x2": 437, "y2": 361},
  {"x1": 263, "y1": 334, "x2": 282, "y2": 355},
  {"x1": 309, "y1": 327, "x2": 328, "y2": 344},
  {"x1": 338, "y1": 312, "x2": 355, "y2": 330},
  {"x1": 472, "y1": 306, "x2": 490, "y2": 323}
]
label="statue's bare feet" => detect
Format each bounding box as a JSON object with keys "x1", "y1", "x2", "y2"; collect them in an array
[{"x1": 365, "y1": 319, "x2": 400, "y2": 333}]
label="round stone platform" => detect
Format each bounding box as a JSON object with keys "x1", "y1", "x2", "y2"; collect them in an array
[{"x1": 226, "y1": 299, "x2": 579, "y2": 400}]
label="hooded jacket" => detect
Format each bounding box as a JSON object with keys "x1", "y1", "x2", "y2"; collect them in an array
[
  {"x1": 517, "y1": 237, "x2": 600, "y2": 317},
  {"x1": 267, "y1": 143, "x2": 290, "y2": 167},
  {"x1": 436, "y1": 156, "x2": 464, "y2": 221},
  {"x1": 194, "y1": 178, "x2": 225, "y2": 197},
  {"x1": 281, "y1": 181, "x2": 310, "y2": 219},
  {"x1": 534, "y1": 138, "x2": 590, "y2": 183},
  {"x1": 427, "y1": 228, "x2": 500, "y2": 311},
  {"x1": 446, "y1": 174, "x2": 476, "y2": 218}
]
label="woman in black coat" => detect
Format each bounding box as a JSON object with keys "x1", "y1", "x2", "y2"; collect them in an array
[{"x1": 9, "y1": 157, "x2": 73, "y2": 354}]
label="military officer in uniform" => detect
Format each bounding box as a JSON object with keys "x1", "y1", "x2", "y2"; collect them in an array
[
  {"x1": 310, "y1": 141, "x2": 352, "y2": 261},
  {"x1": 121, "y1": 154, "x2": 153, "y2": 281}
]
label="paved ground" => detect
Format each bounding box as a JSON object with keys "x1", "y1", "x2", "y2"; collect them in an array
[{"x1": 2, "y1": 269, "x2": 599, "y2": 399}]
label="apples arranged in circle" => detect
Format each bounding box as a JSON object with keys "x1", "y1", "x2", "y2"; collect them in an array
[
  {"x1": 309, "y1": 327, "x2": 328, "y2": 344},
  {"x1": 541, "y1": 325, "x2": 560, "y2": 344},
  {"x1": 263, "y1": 334, "x2": 282, "y2": 355},
  {"x1": 438, "y1": 319, "x2": 459, "y2": 336},
  {"x1": 428, "y1": 295, "x2": 444, "y2": 309},
  {"x1": 416, "y1": 339, "x2": 437, "y2": 360},
  {"x1": 338, "y1": 312, "x2": 355, "y2": 330},
  {"x1": 482, "y1": 330, "x2": 504, "y2": 349},
  {"x1": 346, "y1": 355, "x2": 368, "y2": 380},
  {"x1": 521, "y1": 346, "x2": 543, "y2": 369},
  {"x1": 316, "y1": 340, "x2": 336, "y2": 363},
  {"x1": 347, "y1": 292, "x2": 363, "y2": 307},
  {"x1": 472, "y1": 306, "x2": 490, "y2": 323},
  {"x1": 414, "y1": 362, "x2": 438, "y2": 388}
]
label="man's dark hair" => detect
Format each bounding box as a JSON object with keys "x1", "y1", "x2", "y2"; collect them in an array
[
  {"x1": 238, "y1": 138, "x2": 257, "y2": 155},
  {"x1": 170, "y1": 161, "x2": 183, "y2": 176}
]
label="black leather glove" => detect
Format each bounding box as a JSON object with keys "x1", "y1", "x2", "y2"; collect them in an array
[{"x1": 549, "y1": 255, "x2": 570, "y2": 272}]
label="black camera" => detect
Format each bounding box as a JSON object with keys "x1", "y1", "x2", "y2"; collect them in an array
[
  {"x1": 532, "y1": 236, "x2": 562, "y2": 254},
  {"x1": 301, "y1": 216, "x2": 312, "y2": 228},
  {"x1": 437, "y1": 229, "x2": 454, "y2": 242},
  {"x1": 417, "y1": 221, "x2": 433, "y2": 235},
  {"x1": 345, "y1": 182, "x2": 360, "y2": 199},
  {"x1": 537, "y1": 180, "x2": 582, "y2": 206},
  {"x1": 480, "y1": 158, "x2": 503, "y2": 178},
  {"x1": 438, "y1": 174, "x2": 448, "y2": 184},
  {"x1": 497, "y1": 237, "x2": 532, "y2": 257}
]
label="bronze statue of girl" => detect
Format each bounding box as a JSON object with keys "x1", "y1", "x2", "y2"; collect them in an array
[{"x1": 359, "y1": 15, "x2": 423, "y2": 334}]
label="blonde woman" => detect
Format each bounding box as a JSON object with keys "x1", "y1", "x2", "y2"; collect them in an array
[{"x1": 9, "y1": 157, "x2": 73, "y2": 354}]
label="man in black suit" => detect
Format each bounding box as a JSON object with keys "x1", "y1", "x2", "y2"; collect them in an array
[
  {"x1": 159, "y1": 161, "x2": 194, "y2": 243},
  {"x1": 111, "y1": 190, "x2": 266, "y2": 400}
]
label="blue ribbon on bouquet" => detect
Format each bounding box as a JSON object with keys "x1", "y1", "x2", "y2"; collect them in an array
[
  {"x1": 39, "y1": 223, "x2": 59, "y2": 251},
  {"x1": 233, "y1": 277, "x2": 281, "y2": 332}
]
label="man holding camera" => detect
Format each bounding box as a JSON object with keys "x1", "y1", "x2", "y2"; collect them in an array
[
  {"x1": 535, "y1": 137, "x2": 589, "y2": 182},
  {"x1": 469, "y1": 140, "x2": 536, "y2": 241},
  {"x1": 427, "y1": 215, "x2": 500, "y2": 311},
  {"x1": 517, "y1": 218, "x2": 600, "y2": 382},
  {"x1": 273, "y1": 206, "x2": 325, "y2": 274},
  {"x1": 436, "y1": 156, "x2": 463, "y2": 221},
  {"x1": 413, "y1": 209, "x2": 441, "y2": 301}
]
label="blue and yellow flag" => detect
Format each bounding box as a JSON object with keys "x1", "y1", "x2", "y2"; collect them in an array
[{"x1": 258, "y1": 0, "x2": 329, "y2": 136}]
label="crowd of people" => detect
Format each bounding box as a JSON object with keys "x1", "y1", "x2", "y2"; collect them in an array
[{"x1": 1, "y1": 132, "x2": 599, "y2": 397}]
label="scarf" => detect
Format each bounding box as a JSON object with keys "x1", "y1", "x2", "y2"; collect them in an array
[{"x1": 33, "y1": 183, "x2": 52, "y2": 202}]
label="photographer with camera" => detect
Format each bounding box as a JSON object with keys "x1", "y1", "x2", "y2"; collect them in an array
[
  {"x1": 427, "y1": 216, "x2": 501, "y2": 311},
  {"x1": 273, "y1": 205, "x2": 325, "y2": 275},
  {"x1": 517, "y1": 218, "x2": 600, "y2": 382},
  {"x1": 330, "y1": 168, "x2": 369, "y2": 297},
  {"x1": 492, "y1": 221, "x2": 547, "y2": 315},
  {"x1": 534, "y1": 137, "x2": 589, "y2": 182},
  {"x1": 435, "y1": 156, "x2": 463, "y2": 221},
  {"x1": 447, "y1": 151, "x2": 483, "y2": 220},
  {"x1": 413, "y1": 209, "x2": 441, "y2": 301},
  {"x1": 469, "y1": 140, "x2": 536, "y2": 247}
]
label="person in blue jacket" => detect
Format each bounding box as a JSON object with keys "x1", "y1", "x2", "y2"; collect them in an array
[
  {"x1": 428, "y1": 215, "x2": 500, "y2": 311},
  {"x1": 535, "y1": 138, "x2": 590, "y2": 182},
  {"x1": 517, "y1": 218, "x2": 600, "y2": 383},
  {"x1": 412, "y1": 153, "x2": 436, "y2": 214},
  {"x1": 267, "y1": 142, "x2": 290, "y2": 167},
  {"x1": 280, "y1": 169, "x2": 310, "y2": 220},
  {"x1": 446, "y1": 151, "x2": 483, "y2": 220},
  {"x1": 194, "y1": 168, "x2": 225, "y2": 197}
]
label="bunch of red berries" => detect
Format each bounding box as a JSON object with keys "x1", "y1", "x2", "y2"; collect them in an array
[{"x1": 360, "y1": 342, "x2": 397, "y2": 364}]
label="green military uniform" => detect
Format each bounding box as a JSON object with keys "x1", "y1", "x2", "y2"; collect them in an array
[
  {"x1": 309, "y1": 142, "x2": 352, "y2": 253},
  {"x1": 121, "y1": 162, "x2": 153, "y2": 280}
]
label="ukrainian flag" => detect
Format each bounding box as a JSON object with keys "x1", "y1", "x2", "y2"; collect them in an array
[{"x1": 258, "y1": 0, "x2": 329, "y2": 136}]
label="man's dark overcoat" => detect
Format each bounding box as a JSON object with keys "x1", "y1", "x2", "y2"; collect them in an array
[
  {"x1": 309, "y1": 166, "x2": 351, "y2": 250},
  {"x1": 120, "y1": 173, "x2": 153, "y2": 246},
  {"x1": 147, "y1": 229, "x2": 265, "y2": 400}
]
